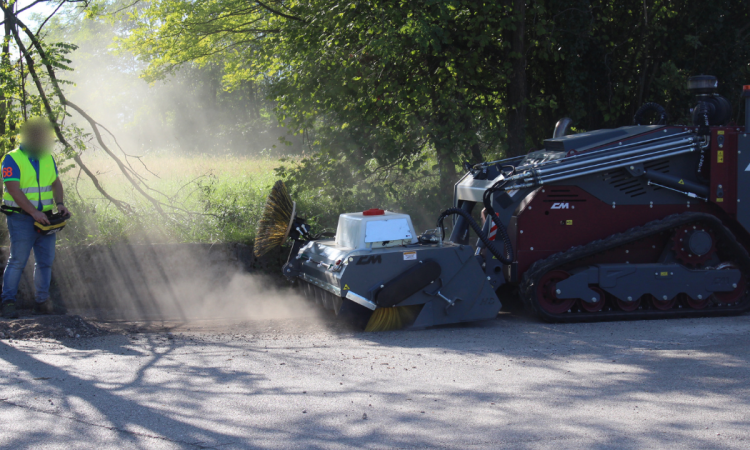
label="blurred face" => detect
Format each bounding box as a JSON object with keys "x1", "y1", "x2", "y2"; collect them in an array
[{"x1": 21, "y1": 119, "x2": 54, "y2": 157}]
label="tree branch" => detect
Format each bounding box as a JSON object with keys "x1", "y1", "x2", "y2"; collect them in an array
[
  {"x1": 65, "y1": 100, "x2": 169, "y2": 218},
  {"x1": 106, "y1": 0, "x2": 142, "y2": 16},
  {"x1": 14, "y1": 0, "x2": 49, "y2": 15},
  {"x1": 35, "y1": 1, "x2": 67, "y2": 37},
  {"x1": 255, "y1": 0, "x2": 304, "y2": 22}
]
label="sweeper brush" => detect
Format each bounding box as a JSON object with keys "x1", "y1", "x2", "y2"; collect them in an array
[
  {"x1": 254, "y1": 180, "x2": 296, "y2": 257},
  {"x1": 259, "y1": 76, "x2": 750, "y2": 330},
  {"x1": 365, "y1": 305, "x2": 422, "y2": 332}
]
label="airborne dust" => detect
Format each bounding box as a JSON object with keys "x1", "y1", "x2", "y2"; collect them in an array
[{"x1": 0, "y1": 19, "x2": 325, "y2": 331}]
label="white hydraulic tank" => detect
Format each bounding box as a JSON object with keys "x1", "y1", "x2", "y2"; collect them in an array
[{"x1": 335, "y1": 209, "x2": 418, "y2": 250}]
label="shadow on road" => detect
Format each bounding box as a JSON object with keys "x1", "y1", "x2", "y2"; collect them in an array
[{"x1": 0, "y1": 312, "x2": 748, "y2": 449}]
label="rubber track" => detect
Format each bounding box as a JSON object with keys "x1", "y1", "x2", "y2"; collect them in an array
[{"x1": 520, "y1": 212, "x2": 750, "y2": 323}]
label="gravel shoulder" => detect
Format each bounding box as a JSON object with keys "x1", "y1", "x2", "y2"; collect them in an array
[{"x1": 0, "y1": 312, "x2": 749, "y2": 449}]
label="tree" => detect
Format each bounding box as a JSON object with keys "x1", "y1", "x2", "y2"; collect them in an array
[
  {"x1": 525, "y1": 0, "x2": 750, "y2": 146},
  {"x1": 6, "y1": 0, "x2": 750, "y2": 225},
  {"x1": 506, "y1": 0, "x2": 527, "y2": 157},
  {"x1": 122, "y1": 0, "x2": 538, "y2": 204}
]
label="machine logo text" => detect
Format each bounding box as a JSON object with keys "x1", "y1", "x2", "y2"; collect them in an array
[{"x1": 356, "y1": 255, "x2": 382, "y2": 265}]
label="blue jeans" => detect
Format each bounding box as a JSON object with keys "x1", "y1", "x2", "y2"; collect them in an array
[{"x1": 2, "y1": 213, "x2": 56, "y2": 304}]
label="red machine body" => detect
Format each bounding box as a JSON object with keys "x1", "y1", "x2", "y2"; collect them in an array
[
  {"x1": 454, "y1": 114, "x2": 750, "y2": 321},
  {"x1": 512, "y1": 126, "x2": 748, "y2": 278}
]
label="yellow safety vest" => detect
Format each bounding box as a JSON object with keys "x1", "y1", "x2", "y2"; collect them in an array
[{"x1": 2, "y1": 149, "x2": 57, "y2": 212}]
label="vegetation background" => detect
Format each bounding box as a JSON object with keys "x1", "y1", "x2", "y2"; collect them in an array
[{"x1": 0, "y1": 0, "x2": 749, "y2": 245}]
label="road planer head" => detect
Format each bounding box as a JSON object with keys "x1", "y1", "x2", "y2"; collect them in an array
[{"x1": 257, "y1": 76, "x2": 750, "y2": 331}]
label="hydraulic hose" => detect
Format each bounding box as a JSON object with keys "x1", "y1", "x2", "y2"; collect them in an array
[
  {"x1": 482, "y1": 179, "x2": 515, "y2": 264},
  {"x1": 633, "y1": 102, "x2": 668, "y2": 125},
  {"x1": 694, "y1": 102, "x2": 710, "y2": 182},
  {"x1": 437, "y1": 207, "x2": 514, "y2": 265}
]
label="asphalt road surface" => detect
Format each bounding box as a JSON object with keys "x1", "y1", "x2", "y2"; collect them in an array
[{"x1": 1, "y1": 312, "x2": 749, "y2": 449}]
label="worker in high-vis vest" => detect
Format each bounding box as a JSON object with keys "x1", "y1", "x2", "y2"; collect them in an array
[{"x1": 1, "y1": 118, "x2": 69, "y2": 319}]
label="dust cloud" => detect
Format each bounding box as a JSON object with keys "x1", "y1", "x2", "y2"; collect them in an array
[
  {"x1": 55, "y1": 15, "x2": 297, "y2": 157},
  {"x1": 137, "y1": 271, "x2": 321, "y2": 322},
  {"x1": 38, "y1": 243, "x2": 326, "y2": 326}
]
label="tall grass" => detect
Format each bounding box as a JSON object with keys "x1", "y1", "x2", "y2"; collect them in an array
[
  {"x1": 59, "y1": 153, "x2": 286, "y2": 245},
  {"x1": 47, "y1": 150, "x2": 446, "y2": 246}
]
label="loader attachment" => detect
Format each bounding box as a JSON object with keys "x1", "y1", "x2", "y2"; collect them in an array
[{"x1": 281, "y1": 210, "x2": 502, "y2": 331}]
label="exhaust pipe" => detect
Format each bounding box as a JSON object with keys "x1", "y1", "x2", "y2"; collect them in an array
[{"x1": 553, "y1": 117, "x2": 573, "y2": 138}]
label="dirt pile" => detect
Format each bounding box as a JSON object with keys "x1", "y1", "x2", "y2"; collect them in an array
[{"x1": 0, "y1": 315, "x2": 108, "y2": 340}]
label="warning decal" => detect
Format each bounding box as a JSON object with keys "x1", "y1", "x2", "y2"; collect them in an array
[
  {"x1": 488, "y1": 222, "x2": 498, "y2": 241},
  {"x1": 403, "y1": 251, "x2": 417, "y2": 261}
]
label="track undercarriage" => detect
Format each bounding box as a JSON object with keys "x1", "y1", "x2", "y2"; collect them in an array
[{"x1": 520, "y1": 212, "x2": 750, "y2": 322}]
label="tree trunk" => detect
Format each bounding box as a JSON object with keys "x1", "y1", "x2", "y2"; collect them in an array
[
  {"x1": 469, "y1": 142, "x2": 483, "y2": 163},
  {"x1": 506, "y1": 0, "x2": 527, "y2": 157},
  {"x1": 435, "y1": 140, "x2": 457, "y2": 201},
  {"x1": 0, "y1": 18, "x2": 12, "y2": 139}
]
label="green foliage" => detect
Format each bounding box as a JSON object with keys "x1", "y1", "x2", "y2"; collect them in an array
[
  {"x1": 3, "y1": 0, "x2": 750, "y2": 246},
  {"x1": 120, "y1": 0, "x2": 750, "y2": 217},
  {"x1": 266, "y1": 1, "x2": 524, "y2": 200},
  {"x1": 525, "y1": 0, "x2": 750, "y2": 141},
  {"x1": 121, "y1": 0, "x2": 530, "y2": 207},
  {"x1": 49, "y1": 153, "x2": 445, "y2": 245},
  {"x1": 52, "y1": 156, "x2": 329, "y2": 245}
]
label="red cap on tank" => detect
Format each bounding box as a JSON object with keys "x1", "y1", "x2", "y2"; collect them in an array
[{"x1": 363, "y1": 208, "x2": 385, "y2": 216}]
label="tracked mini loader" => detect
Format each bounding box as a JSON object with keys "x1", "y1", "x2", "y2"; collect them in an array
[{"x1": 256, "y1": 76, "x2": 750, "y2": 330}]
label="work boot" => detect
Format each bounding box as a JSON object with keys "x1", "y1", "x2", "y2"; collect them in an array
[
  {"x1": 33, "y1": 299, "x2": 55, "y2": 315},
  {"x1": 2, "y1": 302, "x2": 19, "y2": 319}
]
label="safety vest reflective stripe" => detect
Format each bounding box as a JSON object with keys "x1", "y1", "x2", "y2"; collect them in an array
[
  {"x1": 2, "y1": 198, "x2": 53, "y2": 208},
  {"x1": 20, "y1": 186, "x2": 53, "y2": 194}
]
